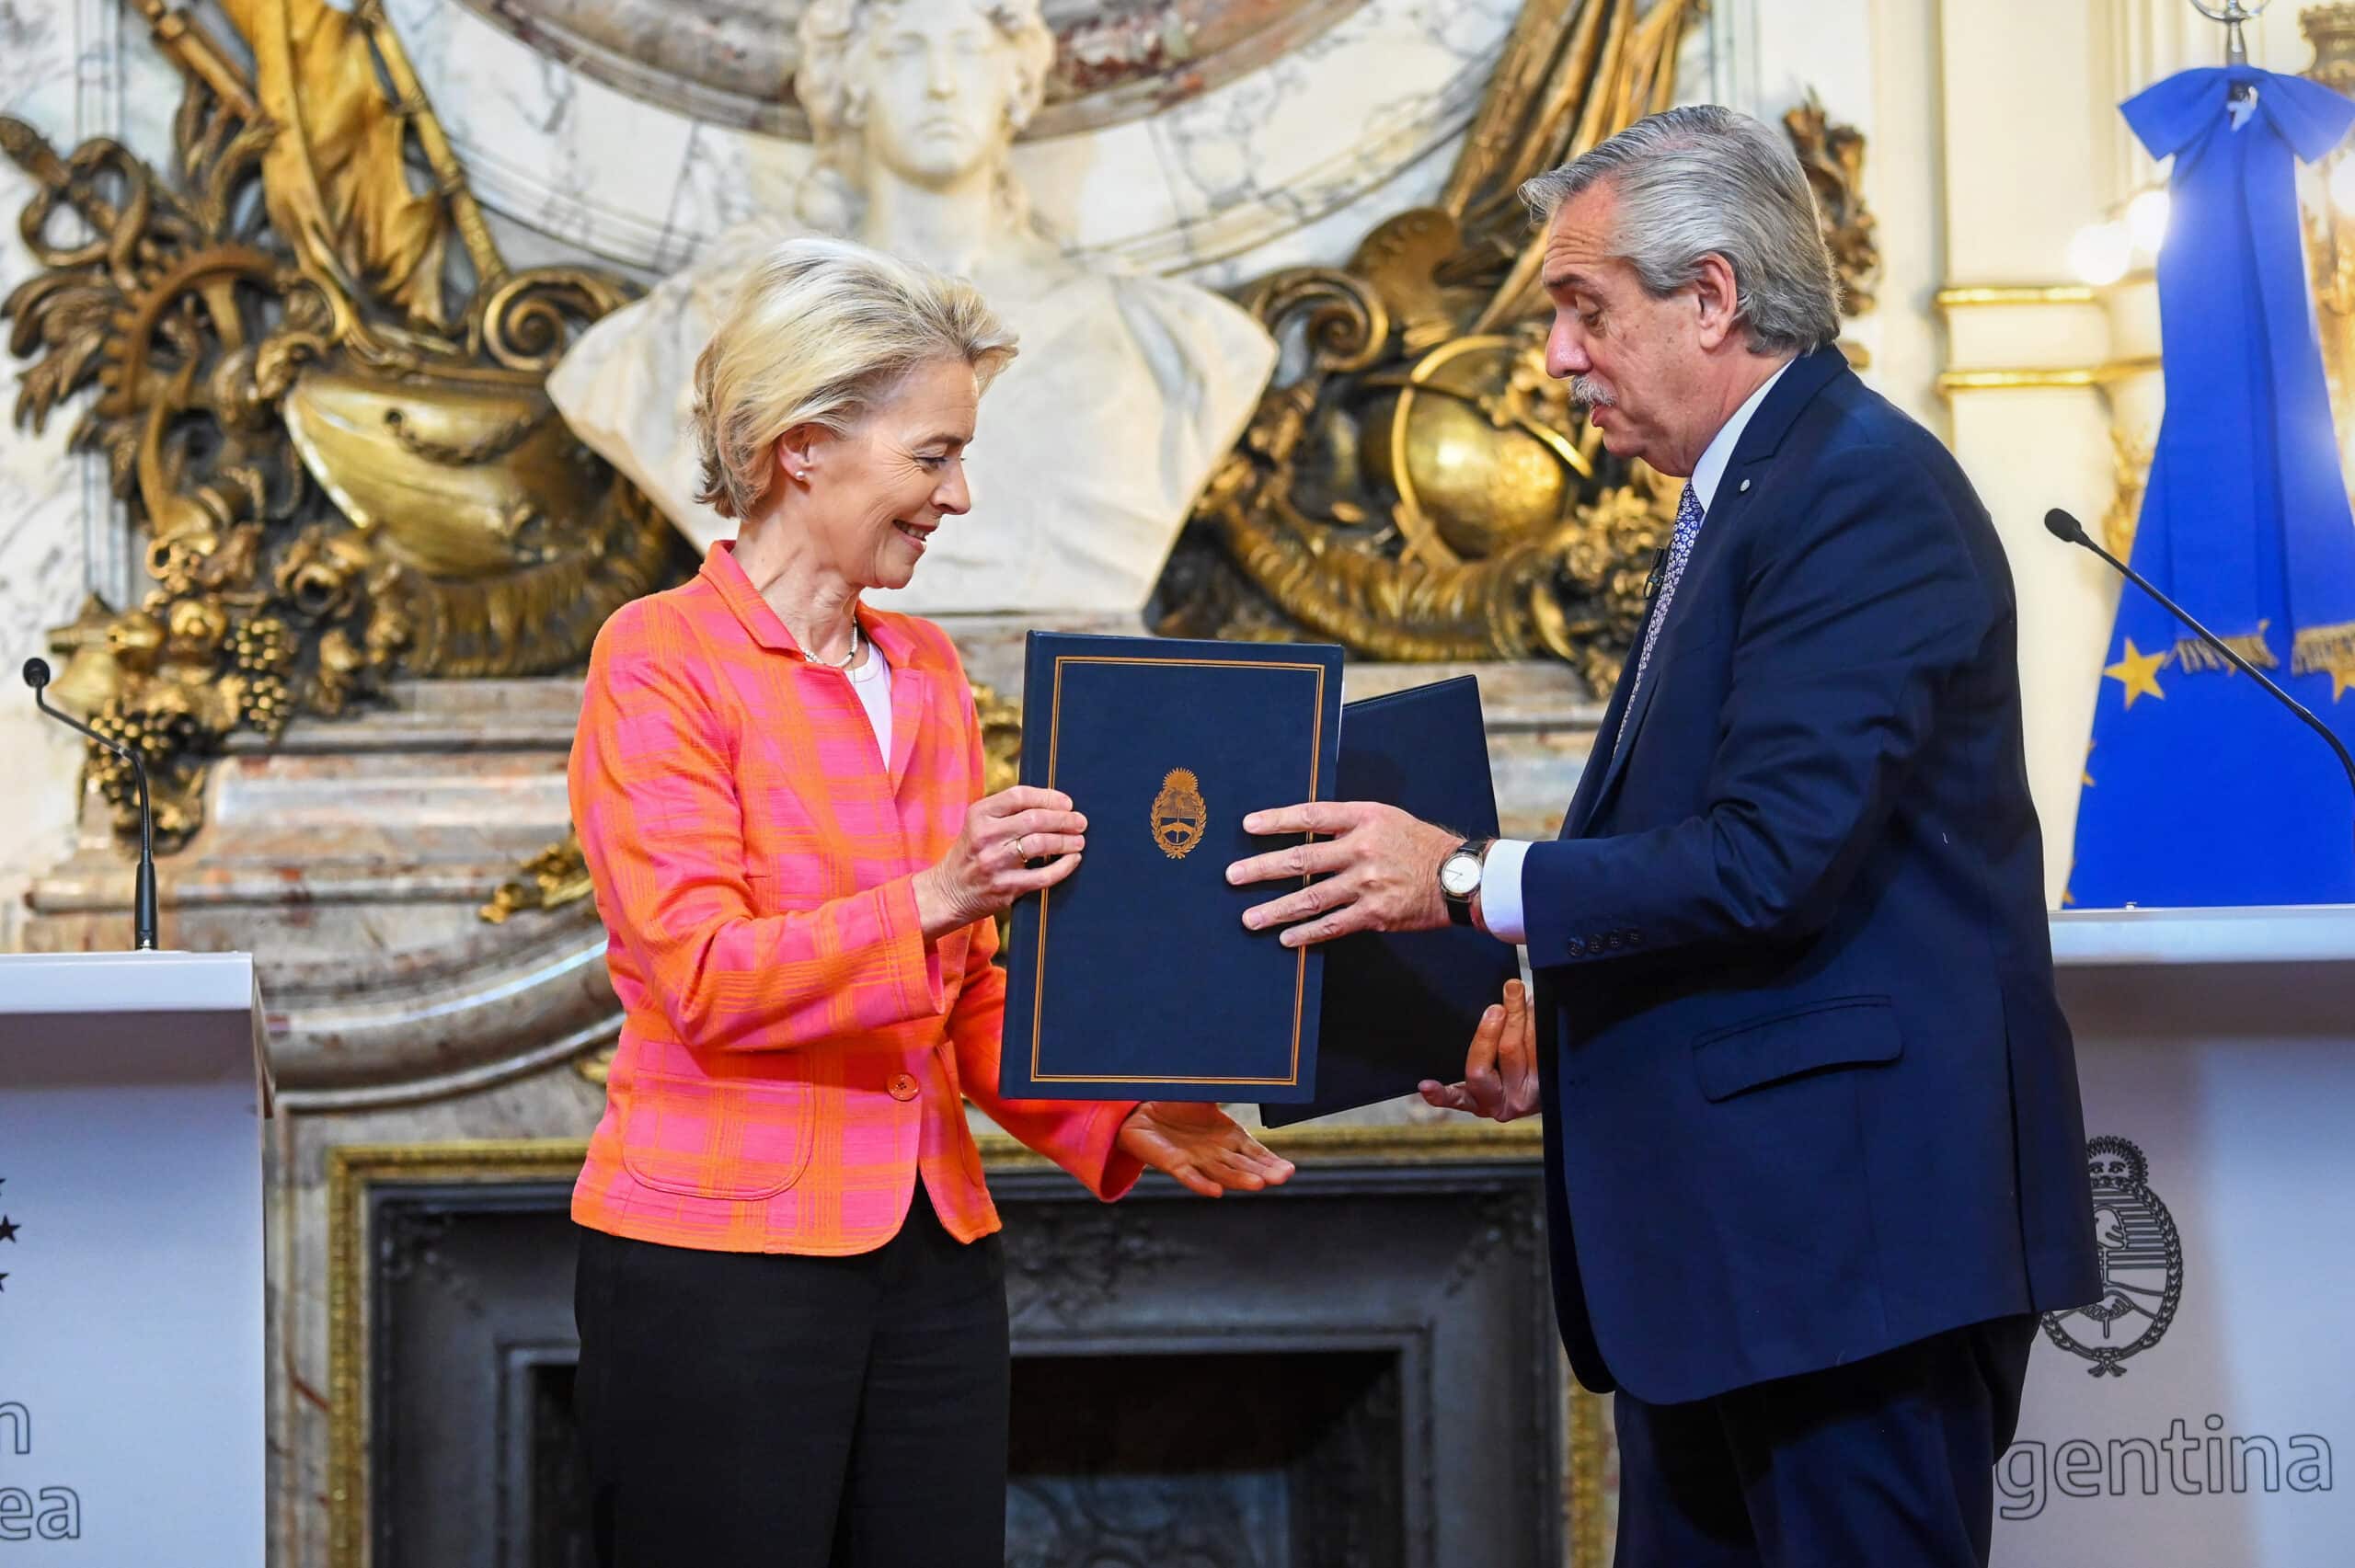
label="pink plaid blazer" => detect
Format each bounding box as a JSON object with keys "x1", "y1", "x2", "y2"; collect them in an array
[{"x1": 569, "y1": 543, "x2": 1142, "y2": 1254}]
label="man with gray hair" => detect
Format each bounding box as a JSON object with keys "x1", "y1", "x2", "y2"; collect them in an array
[{"x1": 1230, "y1": 105, "x2": 2098, "y2": 1563}]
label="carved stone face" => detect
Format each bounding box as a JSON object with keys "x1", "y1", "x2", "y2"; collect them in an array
[{"x1": 853, "y1": 0, "x2": 1023, "y2": 188}]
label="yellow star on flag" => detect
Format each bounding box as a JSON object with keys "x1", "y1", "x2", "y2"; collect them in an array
[
  {"x1": 2330, "y1": 665, "x2": 2355, "y2": 704},
  {"x1": 2104, "y1": 639, "x2": 2169, "y2": 708}
]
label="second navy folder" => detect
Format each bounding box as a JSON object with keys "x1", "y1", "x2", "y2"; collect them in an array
[{"x1": 1262, "y1": 674, "x2": 1520, "y2": 1127}]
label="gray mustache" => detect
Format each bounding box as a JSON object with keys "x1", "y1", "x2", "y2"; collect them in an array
[{"x1": 1571, "y1": 376, "x2": 1616, "y2": 409}]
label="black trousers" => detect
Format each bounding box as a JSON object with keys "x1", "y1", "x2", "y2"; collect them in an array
[
  {"x1": 1612, "y1": 1315, "x2": 2039, "y2": 1568},
  {"x1": 573, "y1": 1186, "x2": 1011, "y2": 1568}
]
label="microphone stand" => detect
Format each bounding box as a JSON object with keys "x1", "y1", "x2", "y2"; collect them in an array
[{"x1": 22, "y1": 658, "x2": 158, "y2": 950}]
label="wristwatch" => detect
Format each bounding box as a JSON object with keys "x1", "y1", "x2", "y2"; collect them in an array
[{"x1": 1438, "y1": 838, "x2": 1494, "y2": 928}]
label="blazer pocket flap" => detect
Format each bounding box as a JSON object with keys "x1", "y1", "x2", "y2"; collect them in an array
[
  {"x1": 619, "y1": 1068, "x2": 815, "y2": 1200},
  {"x1": 1693, "y1": 997, "x2": 1901, "y2": 1102}
]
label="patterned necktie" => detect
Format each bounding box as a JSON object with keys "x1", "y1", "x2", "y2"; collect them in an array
[
  {"x1": 1601, "y1": 475, "x2": 1714, "y2": 767},
  {"x1": 1612, "y1": 481, "x2": 1705, "y2": 761}
]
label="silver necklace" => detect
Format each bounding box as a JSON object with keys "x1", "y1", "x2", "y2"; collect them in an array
[
  {"x1": 798, "y1": 619, "x2": 860, "y2": 670},
  {"x1": 796, "y1": 616, "x2": 861, "y2": 673}
]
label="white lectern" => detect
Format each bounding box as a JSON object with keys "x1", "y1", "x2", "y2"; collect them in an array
[
  {"x1": 0, "y1": 953, "x2": 269, "y2": 1562},
  {"x1": 1995, "y1": 907, "x2": 2355, "y2": 1568}
]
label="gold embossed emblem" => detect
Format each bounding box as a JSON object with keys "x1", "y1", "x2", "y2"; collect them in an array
[{"x1": 1151, "y1": 768, "x2": 1208, "y2": 860}]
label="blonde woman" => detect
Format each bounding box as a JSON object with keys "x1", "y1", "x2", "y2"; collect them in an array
[{"x1": 567, "y1": 236, "x2": 1292, "y2": 1568}]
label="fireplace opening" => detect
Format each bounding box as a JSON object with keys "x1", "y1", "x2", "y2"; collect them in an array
[
  {"x1": 514, "y1": 1349, "x2": 1406, "y2": 1568},
  {"x1": 1008, "y1": 1350, "x2": 1404, "y2": 1568},
  {"x1": 366, "y1": 1162, "x2": 1561, "y2": 1566}
]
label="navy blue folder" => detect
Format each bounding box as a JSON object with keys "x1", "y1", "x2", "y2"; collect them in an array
[
  {"x1": 1261, "y1": 676, "x2": 1521, "y2": 1127},
  {"x1": 1000, "y1": 632, "x2": 1345, "y2": 1102}
]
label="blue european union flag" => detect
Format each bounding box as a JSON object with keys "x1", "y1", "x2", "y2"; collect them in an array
[{"x1": 2072, "y1": 65, "x2": 2355, "y2": 909}]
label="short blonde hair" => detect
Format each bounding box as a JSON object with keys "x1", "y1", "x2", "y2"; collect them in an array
[{"x1": 690, "y1": 236, "x2": 1017, "y2": 520}]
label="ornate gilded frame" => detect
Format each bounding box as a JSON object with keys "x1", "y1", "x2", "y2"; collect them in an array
[{"x1": 324, "y1": 1122, "x2": 1609, "y2": 1568}]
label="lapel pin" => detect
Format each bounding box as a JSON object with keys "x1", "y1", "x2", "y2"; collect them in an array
[{"x1": 1738, "y1": 478, "x2": 1752, "y2": 494}]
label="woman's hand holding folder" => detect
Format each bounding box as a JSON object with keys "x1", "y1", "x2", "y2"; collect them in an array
[{"x1": 913, "y1": 785, "x2": 1086, "y2": 940}]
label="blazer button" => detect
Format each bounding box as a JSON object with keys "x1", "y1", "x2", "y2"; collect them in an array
[
  {"x1": 889, "y1": 1073, "x2": 919, "y2": 1102},
  {"x1": 1565, "y1": 938, "x2": 1588, "y2": 958}
]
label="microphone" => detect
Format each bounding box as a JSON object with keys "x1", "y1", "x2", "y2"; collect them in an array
[
  {"x1": 2044, "y1": 509, "x2": 2355, "y2": 848},
  {"x1": 23, "y1": 658, "x2": 158, "y2": 951}
]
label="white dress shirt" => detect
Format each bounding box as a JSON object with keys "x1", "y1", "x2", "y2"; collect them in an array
[{"x1": 1480, "y1": 359, "x2": 1793, "y2": 944}]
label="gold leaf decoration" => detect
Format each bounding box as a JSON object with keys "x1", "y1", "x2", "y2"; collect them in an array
[{"x1": 5, "y1": 2, "x2": 684, "y2": 853}]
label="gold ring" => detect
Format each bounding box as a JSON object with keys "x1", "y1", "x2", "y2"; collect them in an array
[{"x1": 1014, "y1": 835, "x2": 1029, "y2": 861}]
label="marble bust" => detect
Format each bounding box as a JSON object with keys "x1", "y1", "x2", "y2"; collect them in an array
[{"x1": 547, "y1": 0, "x2": 1278, "y2": 615}]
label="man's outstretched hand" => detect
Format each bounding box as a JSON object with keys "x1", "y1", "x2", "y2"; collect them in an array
[{"x1": 1419, "y1": 979, "x2": 1538, "y2": 1123}]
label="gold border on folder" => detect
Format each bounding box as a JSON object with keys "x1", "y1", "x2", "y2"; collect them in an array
[{"x1": 1028, "y1": 654, "x2": 1327, "y2": 1089}]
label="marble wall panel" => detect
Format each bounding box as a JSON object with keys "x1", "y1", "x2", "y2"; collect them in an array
[
  {"x1": 385, "y1": 0, "x2": 1526, "y2": 277},
  {"x1": 448, "y1": 0, "x2": 1377, "y2": 141}
]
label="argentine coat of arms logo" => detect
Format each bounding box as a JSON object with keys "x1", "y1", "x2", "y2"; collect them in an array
[
  {"x1": 2039, "y1": 1135, "x2": 2184, "y2": 1377},
  {"x1": 1151, "y1": 769, "x2": 1207, "y2": 860}
]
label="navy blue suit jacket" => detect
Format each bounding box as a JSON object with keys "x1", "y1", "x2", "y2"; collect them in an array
[{"x1": 1524, "y1": 346, "x2": 2100, "y2": 1404}]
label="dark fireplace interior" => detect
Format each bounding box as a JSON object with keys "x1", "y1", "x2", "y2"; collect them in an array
[
  {"x1": 1007, "y1": 1350, "x2": 1404, "y2": 1568},
  {"x1": 499, "y1": 1350, "x2": 1406, "y2": 1568},
  {"x1": 369, "y1": 1160, "x2": 1559, "y2": 1566}
]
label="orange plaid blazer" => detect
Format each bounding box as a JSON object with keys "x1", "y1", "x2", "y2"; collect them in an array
[{"x1": 569, "y1": 543, "x2": 1142, "y2": 1254}]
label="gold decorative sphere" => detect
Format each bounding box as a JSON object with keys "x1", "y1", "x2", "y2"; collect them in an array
[{"x1": 1356, "y1": 337, "x2": 1577, "y2": 564}]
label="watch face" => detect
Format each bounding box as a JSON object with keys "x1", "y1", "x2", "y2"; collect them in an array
[{"x1": 1440, "y1": 853, "x2": 1481, "y2": 898}]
